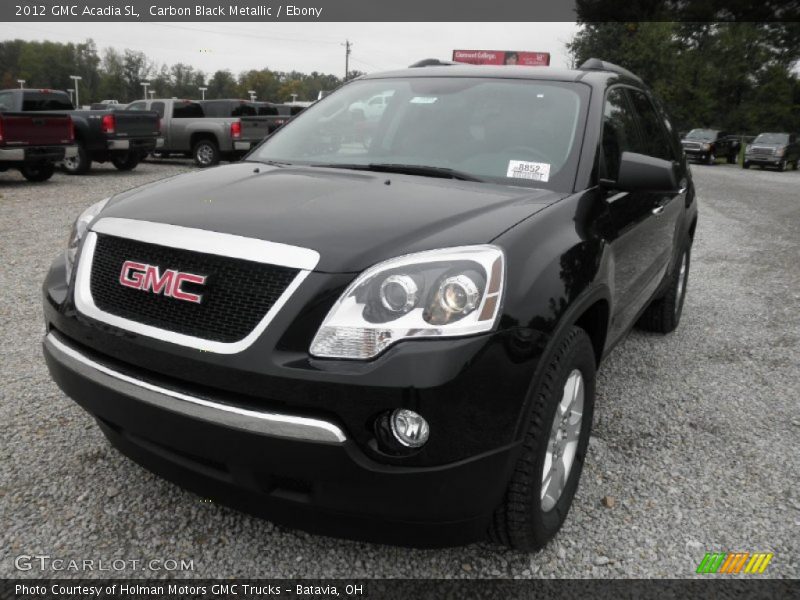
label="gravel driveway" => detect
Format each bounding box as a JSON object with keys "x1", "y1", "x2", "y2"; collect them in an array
[{"x1": 1, "y1": 161, "x2": 798, "y2": 579}]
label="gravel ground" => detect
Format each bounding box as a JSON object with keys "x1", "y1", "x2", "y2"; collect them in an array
[{"x1": 1, "y1": 160, "x2": 798, "y2": 579}]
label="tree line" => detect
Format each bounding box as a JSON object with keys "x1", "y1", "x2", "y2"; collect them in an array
[
  {"x1": 568, "y1": 22, "x2": 800, "y2": 134},
  {"x1": 0, "y1": 39, "x2": 350, "y2": 104}
]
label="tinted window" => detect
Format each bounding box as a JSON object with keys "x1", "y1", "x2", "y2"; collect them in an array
[
  {"x1": 257, "y1": 104, "x2": 279, "y2": 116},
  {"x1": 231, "y1": 103, "x2": 257, "y2": 117},
  {"x1": 601, "y1": 88, "x2": 639, "y2": 180},
  {"x1": 627, "y1": 90, "x2": 674, "y2": 160},
  {"x1": 151, "y1": 102, "x2": 165, "y2": 118},
  {"x1": 172, "y1": 102, "x2": 204, "y2": 118},
  {"x1": 22, "y1": 92, "x2": 73, "y2": 111},
  {"x1": 127, "y1": 101, "x2": 147, "y2": 111}
]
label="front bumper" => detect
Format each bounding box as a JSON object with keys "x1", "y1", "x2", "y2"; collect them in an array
[
  {"x1": 745, "y1": 154, "x2": 781, "y2": 165},
  {"x1": 43, "y1": 330, "x2": 518, "y2": 546}
]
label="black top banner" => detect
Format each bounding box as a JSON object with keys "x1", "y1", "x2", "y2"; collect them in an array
[{"x1": 2, "y1": 0, "x2": 799, "y2": 22}]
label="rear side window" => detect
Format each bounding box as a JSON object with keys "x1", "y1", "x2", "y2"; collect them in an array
[
  {"x1": 627, "y1": 90, "x2": 675, "y2": 160},
  {"x1": 231, "y1": 103, "x2": 257, "y2": 117},
  {"x1": 151, "y1": 102, "x2": 165, "y2": 118},
  {"x1": 601, "y1": 88, "x2": 639, "y2": 180},
  {"x1": 127, "y1": 101, "x2": 147, "y2": 111},
  {"x1": 22, "y1": 93, "x2": 72, "y2": 111},
  {"x1": 172, "y1": 102, "x2": 204, "y2": 118},
  {"x1": 0, "y1": 92, "x2": 14, "y2": 111},
  {"x1": 257, "y1": 104, "x2": 279, "y2": 116}
]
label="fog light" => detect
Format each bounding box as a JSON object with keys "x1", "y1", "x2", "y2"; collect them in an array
[{"x1": 390, "y1": 409, "x2": 429, "y2": 448}]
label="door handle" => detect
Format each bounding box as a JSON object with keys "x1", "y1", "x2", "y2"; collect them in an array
[{"x1": 652, "y1": 205, "x2": 665, "y2": 216}]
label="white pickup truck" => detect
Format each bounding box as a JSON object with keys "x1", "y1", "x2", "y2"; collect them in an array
[{"x1": 125, "y1": 98, "x2": 272, "y2": 167}]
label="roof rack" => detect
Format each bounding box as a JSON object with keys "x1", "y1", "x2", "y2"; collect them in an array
[
  {"x1": 408, "y1": 58, "x2": 459, "y2": 68},
  {"x1": 578, "y1": 58, "x2": 643, "y2": 83}
]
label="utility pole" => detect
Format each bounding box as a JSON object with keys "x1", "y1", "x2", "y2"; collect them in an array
[
  {"x1": 342, "y1": 39, "x2": 352, "y2": 81},
  {"x1": 69, "y1": 75, "x2": 82, "y2": 107}
]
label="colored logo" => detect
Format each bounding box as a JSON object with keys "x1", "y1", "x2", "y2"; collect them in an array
[
  {"x1": 696, "y1": 552, "x2": 773, "y2": 574},
  {"x1": 119, "y1": 261, "x2": 206, "y2": 304}
]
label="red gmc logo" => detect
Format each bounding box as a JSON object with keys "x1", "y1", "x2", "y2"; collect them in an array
[{"x1": 119, "y1": 261, "x2": 206, "y2": 304}]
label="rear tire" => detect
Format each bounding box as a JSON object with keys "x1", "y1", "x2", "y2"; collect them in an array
[
  {"x1": 489, "y1": 327, "x2": 596, "y2": 551},
  {"x1": 20, "y1": 163, "x2": 55, "y2": 182},
  {"x1": 636, "y1": 244, "x2": 690, "y2": 334},
  {"x1": 111, "y1": 152, "x2": 140, "y2": 171},
  {"x1": 62, "y1": 141, "x2": 91, "y2": 175},
  {"x1": 192, "y1": 139, "x2": 220, "y2": 168}
]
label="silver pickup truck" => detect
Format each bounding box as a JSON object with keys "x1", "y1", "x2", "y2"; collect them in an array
[{"x1": 125, "y1": 98, "x2": 271, "y2": 167}]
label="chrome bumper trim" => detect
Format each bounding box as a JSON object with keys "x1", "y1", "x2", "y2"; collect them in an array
[
  {"x1": 45, "y1": 332, "x2": 347, "y2": 444},
  {"x1": 107, "y1": 139, "x2": 130, "y2": 150}
]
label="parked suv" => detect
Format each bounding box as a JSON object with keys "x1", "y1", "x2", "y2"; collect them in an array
[
  {"x1": 743, "y1": 132, "x2": 799, "y2": 171},
  {"x1": 680, "y1": 129, "x2": 740, "y2": 165},
  {"x1": 43, "y1": 59, "x2": 697, "y2": 550}
]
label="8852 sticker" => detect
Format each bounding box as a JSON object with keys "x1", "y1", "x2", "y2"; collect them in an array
[{"x1": 506, "y1": 160, "x2": 550, "y2": 182}]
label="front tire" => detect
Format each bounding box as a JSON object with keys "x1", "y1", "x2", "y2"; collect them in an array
[
  {"x1": 62, "y1": 141, "x2": 91, "y2": 175},
  {"x1": 777, "y1": 160, "x2": 786, "y2": 172},
  {"x1": 637, "y1": 244, "x2": 690, "y2": 334},
  {"x1": 19, "y1": 163, "x2": 55, "y2": 182},
  {"x1": 192, "y1": 139, "x2": 220, "y2": 168},
  {"x1": 111, "y1": 152, "x2": 140, "y2": 171},
  {"x1": 490, "y1": 327, "x2": 596, "y2": 551}
]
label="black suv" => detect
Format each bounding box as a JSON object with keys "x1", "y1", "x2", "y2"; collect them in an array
[
  {"x1": 43, "y1": 59, "x2": 697, "y2": 550},
  {"x1": 681, "y1": 128, "x2": 740, "y2": 165},
  {"x1": 743, "y1": 132, "x2": 799, "y2": 171}
]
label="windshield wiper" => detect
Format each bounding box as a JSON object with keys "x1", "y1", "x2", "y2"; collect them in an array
[
  {"x1": 245, "y1": 159, "x2": 293, "y2": 167},
  {"x1": 310, "y1": 162, "x2": 485, "y2": 182}
]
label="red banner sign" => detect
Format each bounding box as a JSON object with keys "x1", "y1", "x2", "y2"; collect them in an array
[{"x1": 452, "y1": 50, "x2": 550, "y2": 66}]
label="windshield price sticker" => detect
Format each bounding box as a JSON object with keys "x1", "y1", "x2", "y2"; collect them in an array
[{"x1": 507, "y1": 160, "x2": 550, "y2": 182}]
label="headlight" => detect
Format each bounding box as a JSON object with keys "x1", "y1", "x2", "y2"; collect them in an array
[
  {"x1": 702, "y1": 143, "x2": 711, "y2": 151},
  {"x1": 746, "y1": 144, "x2": 752, "y2": 153},
  {"x1": 65, "y1": 197, "x2": 110, "y2": 283},
  {"x1": 775, "y1": 147, "x2": 785, "y2": 157},
  {"x1": 310, "y1": 245, "x2": 504, "y2": 359}
]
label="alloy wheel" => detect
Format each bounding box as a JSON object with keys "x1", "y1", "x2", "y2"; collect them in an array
[{"x1": 541, "y1": 369, "x2": 584, "y2": 512}]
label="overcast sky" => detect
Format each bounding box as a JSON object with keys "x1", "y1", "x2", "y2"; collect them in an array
[{"x1": 0, "y1": 22, "x2": 579, "y2": 76}]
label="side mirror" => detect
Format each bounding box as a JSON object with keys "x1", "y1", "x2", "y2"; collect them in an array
[{"x1": 604, "y1": 151, "x2": 678, "y2": 193}]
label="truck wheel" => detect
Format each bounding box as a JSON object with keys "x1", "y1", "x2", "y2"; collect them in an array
[
  {"x1": 192, "y1": 139, "x2": 220, "y2": 168},
  {"x1": 777, "y1": 160, "x2": 786, "y2": 172},
  {"x1": 636, "y1": 244, "x2": 690, "y2": 334},
  {"x1": 62, "y1": 142, "x2": 91, "y2": 175},
  {"x1": 111, "y1": 152, "x2": 140, "y2": 171},
  {"x1": 489, "y1": 327, "x2": 595, "y2": 551},
  {"x1": 705, "y1": 152, "x2": 716, "y2": 165},
  {"x1": 20, "y1": 163, "x2": 55, "y2": 182}
]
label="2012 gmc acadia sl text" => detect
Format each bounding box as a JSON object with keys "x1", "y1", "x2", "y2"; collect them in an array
[{"x1": 42, "y1": 59, "x2": 697, "y2": 550}]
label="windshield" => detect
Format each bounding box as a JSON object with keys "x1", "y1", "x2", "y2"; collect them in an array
[
  {"x1": 753, "y1": 133, "x2": 788, "y2": 144},
  {"x1": 685, "y1": 129, "x2": 716, "y2": 141},
  {"x1": 249, "y1": 77, "x2": 589, "y2": 191}
]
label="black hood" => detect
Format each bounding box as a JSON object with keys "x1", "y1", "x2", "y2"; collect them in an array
[{"x1": 101, "y1": 162, "x2": 562, "y2": 272}]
